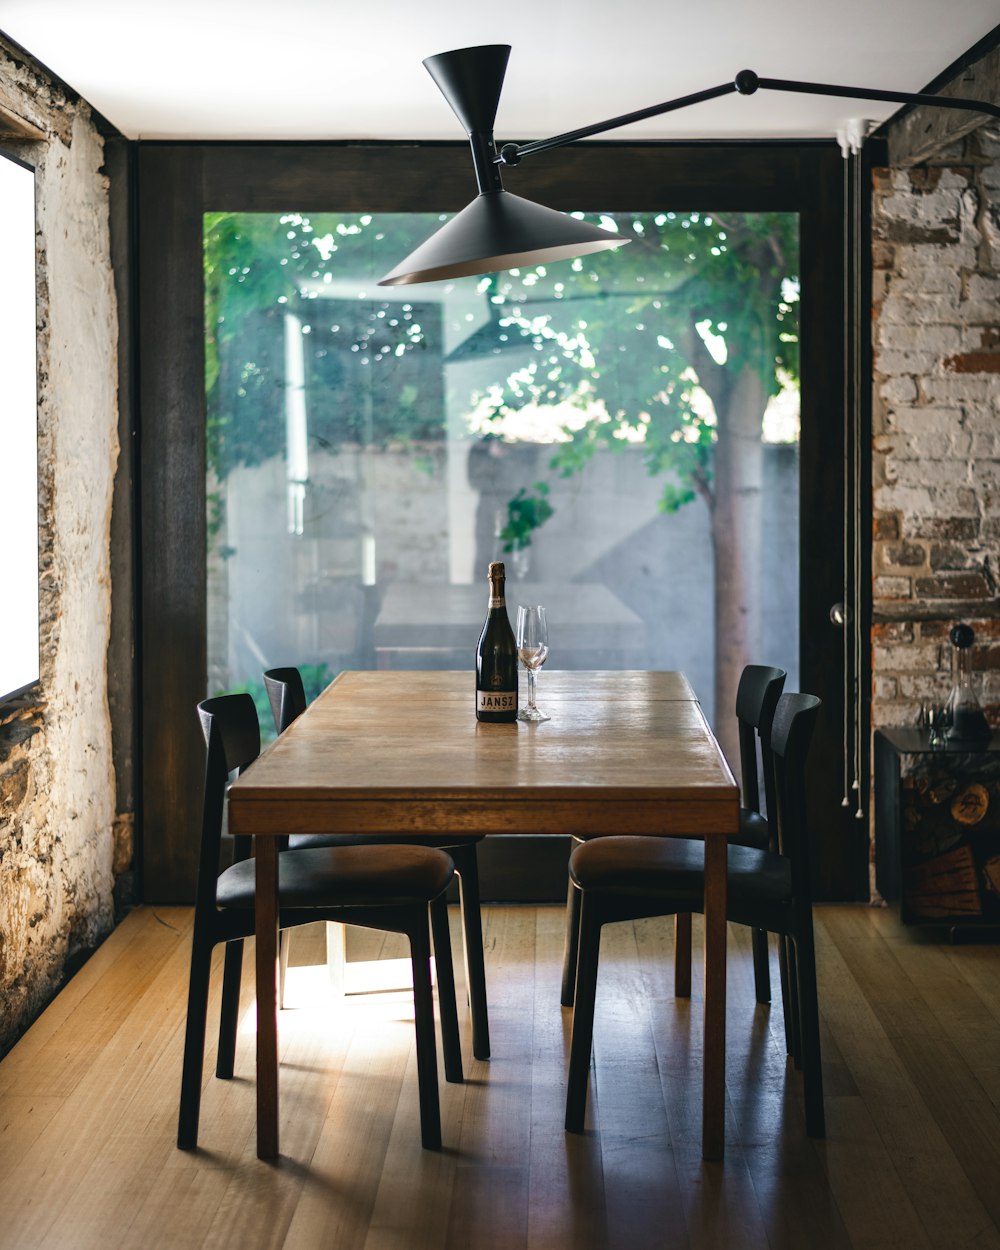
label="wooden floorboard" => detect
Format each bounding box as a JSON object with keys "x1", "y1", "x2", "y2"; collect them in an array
[{"x1": 2, "y1": 904, "x2": 1000, "y2": 1249}]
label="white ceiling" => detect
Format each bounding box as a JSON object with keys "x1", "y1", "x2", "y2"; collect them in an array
[{"x1": 1, "y1": 0, "x2": 997, "y2": 144}]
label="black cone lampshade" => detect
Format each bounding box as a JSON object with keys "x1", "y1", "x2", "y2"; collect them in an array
[
  {"x1": 378, "y1": 191, "x2": 628, "y2": 286},
  {"x1": 378, "y1": 45, "x2": 627, "y2": 287}
]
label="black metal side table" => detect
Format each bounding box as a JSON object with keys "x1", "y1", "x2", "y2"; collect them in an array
[{"x1": 875, "y1": 726, "x2": 1000, "y2": 935}]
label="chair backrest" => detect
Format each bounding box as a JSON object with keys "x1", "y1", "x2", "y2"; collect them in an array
[
  {"x1": 769, "y1": 692, "x2": 821, "y2": 897},
  {"x1": 735, "y1": 664, "x2": 786, "y2": 817},
  {"x1": 195, "y1": 694, "x2": 261, "y2": 903},
  {"x1": 263, "y1": 666, "x2": 307, "y2": 735}
]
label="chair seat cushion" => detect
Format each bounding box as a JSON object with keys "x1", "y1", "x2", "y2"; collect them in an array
[
  {"x1": 735, "y1": 807, "x2": 770, "y2": 850},
  {"x1": 287, "y1": 832, "x2": 484, "y2": 853},
  {"x1": 569, "y1": 835, "x2": 791, "y2": 906},
  {"x1": 217, "y1": 844, "x2": 454, "y2": 910},
  {"x1": 573, "y1": 810, "x2": 768, "y2": 851}
]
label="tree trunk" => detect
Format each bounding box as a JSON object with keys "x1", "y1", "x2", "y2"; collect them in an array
[{"x1": 709, "y1": 365, "x2": 766, "y2": 776}]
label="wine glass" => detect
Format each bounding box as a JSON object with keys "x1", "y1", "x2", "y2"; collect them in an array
[{"x1": 516, "y1": 605, "x2": 550, "y2": 722}]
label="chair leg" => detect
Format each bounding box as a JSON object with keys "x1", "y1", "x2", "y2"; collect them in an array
[
  {"x1": 565, "y1": 893, "x2": 603, "y2": 1134},
  {"x1": 561, "y1": 878, "x2": 582, "y2": 1008},
  {"x1": 751, "y1": 928, "x2": 771, "y2": 1004},
  {"x1": 452, "y1": 844, "x2": 490, "y2": 1060},
  {"x1": 777, "y1": 933, "x2": 794, "y2": 1055},
  {"x1": 792, "y1": 924, "x2": 825, "y2": 1137},
  {"x1": 430, "y1": 894, "x2": 463, "y2": 1084},
  {"x1": 215, "y1": 938, "x2": 244, "y2": 1080},
  {"x1": 178, "y1": 924, "x2": 214, "y2": 1149},
  {"x1": 785, "y1": 936, "x2": 802, "y2": 1069},
  {"x1": 408, "y1": 913, "x2": 443, "y2": 1150},
  {"x1": 326, "y1": 921, "x2": 346, "y2": 998},
  {"x1": 674, "y1": 913, "x2": 692, "y2": 998},
  {"x1": 278, "y1": 929, "x2": 290, "y2": 1009}
]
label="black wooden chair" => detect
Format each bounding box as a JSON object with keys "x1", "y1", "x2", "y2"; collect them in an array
[
  {"x1": 177, "y1": 692, "x2": 463, "y2": 1153},
  {"x1": 563, "y1": 691, "x2": 824, "y2": 1138},
  {"x1": 263, "y1": 666, "x2": 491, "y2": 1061},
  {"x1": 561, "y1": 664, "x2": 787, "y2": 1008}
]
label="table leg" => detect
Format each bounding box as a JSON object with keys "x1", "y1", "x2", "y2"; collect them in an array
[
  {"x1": 255, "y1": 837, "x2": 280, "y2": 1159},
  {"x1": 702, "y1": 833, "x2": 727, "y2": 1160}
]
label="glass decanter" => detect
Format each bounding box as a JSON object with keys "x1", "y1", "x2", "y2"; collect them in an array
[{"x1": 944, "y1": 623, "x2": 991, "y2": 745}]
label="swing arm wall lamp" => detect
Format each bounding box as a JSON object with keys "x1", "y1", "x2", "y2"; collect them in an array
[{"x1": 378, "y1": 44, "x2": 1000, "y2": 288}]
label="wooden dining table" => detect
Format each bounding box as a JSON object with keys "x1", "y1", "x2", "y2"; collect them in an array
[{"x1": 226, "y1": 669, "x2": 740, "y2": 1161}]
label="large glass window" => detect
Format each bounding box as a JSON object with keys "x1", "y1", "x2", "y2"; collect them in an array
[
  {"x1": 0, "y1": 152, "x2": 38, "y2": 704},
  {"x1": 205, "y1": 210, "x2": 799, "y2": 738}
]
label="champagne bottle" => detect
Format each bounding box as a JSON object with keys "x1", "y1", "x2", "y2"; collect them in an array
[{"x1": 476, "y1": 561, "x2": 518, "y2": 722}]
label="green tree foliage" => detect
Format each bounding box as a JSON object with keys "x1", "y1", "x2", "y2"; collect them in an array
[
  {"x1": 500, "y1": 482, "x2": 555, "y2": 553},
  {"x1": 204, "y1": 208, "x2": 797, "y2": 527},
  {"x1": 473, "y1": 210, "x2": 798, "y2": 515},
  {"x1": 204, "y1": 211, "x2": 450, "y2": 484}
]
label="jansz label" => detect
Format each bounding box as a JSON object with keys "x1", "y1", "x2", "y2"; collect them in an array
[{"x1": 477, "y1": 690, "x2": 516, "y2": 712}]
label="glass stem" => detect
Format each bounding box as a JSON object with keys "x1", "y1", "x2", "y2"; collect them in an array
[{"x1": 527, "y1": 668, "x2": 537, "y2": 711}]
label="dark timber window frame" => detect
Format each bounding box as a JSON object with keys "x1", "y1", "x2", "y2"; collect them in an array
[{"x1": 136, "y1": 139, "x2": 868, "y2": 903}]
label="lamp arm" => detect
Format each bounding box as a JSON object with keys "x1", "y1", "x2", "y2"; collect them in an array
[
  {"x1": 497, "y1": 69, "x2": 1000, "y2": 165},
  {"x1": 498, "y1": 81, "x2": 738, "y2": 164},
  {"x1": 754, "y1": 73, "x2": 1000, "y2": 119}
]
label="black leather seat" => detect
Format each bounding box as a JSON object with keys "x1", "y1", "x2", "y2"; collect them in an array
[
  {"x1": 215, "y1": 843, "x2": 454, "y2": 909},
  {"x1": 569, "y1": 837, "x2": 793, "y2": 906}
]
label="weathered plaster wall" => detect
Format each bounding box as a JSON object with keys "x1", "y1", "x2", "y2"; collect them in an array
[
  {"x1": 0, "y1": 42, "x2": 120, "y2": 1052},
  {"x1": 871, "y1": 129, "x2": 1000, "y2": 732}
]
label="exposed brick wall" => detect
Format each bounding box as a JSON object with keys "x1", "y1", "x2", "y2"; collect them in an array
[
  {"x1": 0, "y1": 43, "x2": 120, "y2": 1052},
  {"x1": 871, "y1": 131, "x2": 1000, "y2": 733}
]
